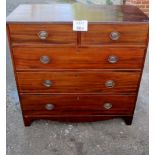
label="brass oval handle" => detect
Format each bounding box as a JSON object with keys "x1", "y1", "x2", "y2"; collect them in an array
[
  {"x1": 110, "y1": 31, "x2": 120, "y2": 41},
  {"x1": 43, "y1": 80, "x2": 53, "y2": 88},
  {"x1": 45, "y1": 104, "x2": 55, "y2": 110},
  {"x1": 105, "y1": 80, "x2": 115, "y2": 88},
  {"x1": 40, "y1": 56, "x2": 50, "y2": 64},
  {"x1": 108, "y1": 55, "x2": 119, "y2": 64},
  {"x1": 38, "y1": 31, "x2": 48, "y2": 40},
  {"x1": 103, "y1": 103, "x2": 112, "y2": 110}
]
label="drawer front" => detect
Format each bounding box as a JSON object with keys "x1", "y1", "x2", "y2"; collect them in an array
[
  {"x1": 17, "y1": 72, "x2": 140, "y2": 94},
  {"x1": 9, "y1": 24, "x2": 76, "y2": 46},
  {"x1": 13, "y1": 47, "x2": 145, "y2": 70},
  {"x1": 81, "y1": 24, "x2": 148, "y2": 46},
  {"x1": 21, "y1": 94, "x2": 136, "y2": 115}
]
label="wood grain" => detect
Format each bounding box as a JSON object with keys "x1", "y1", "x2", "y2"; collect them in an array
[
  {"x1": 9, "y1": 24, "x2": 77, "y2": 46},
  {"x1": 81, "y1": 24, "x2": 148, "y2": 46},
  {"x1": 21, "y1": 94, "x2": 136, "y2": 115},
  {"x1": 17, "y1": 71, "x2": 140, "y2": 94},
  {"x1": 8, "y1": 23, "x2": 148, "y2": 47},
  {"x1": 23, "y1": 115, "x2": 133, "y2": 126},
  {"x1": 6, "y1": 4, "x2": 148, "y2": 23},
  {"x1": 6, "y1": 4, "x2": 149, "y2": 126},
  {"x1": 13, "y1": 47, "x2": 145, "y2": 70}
]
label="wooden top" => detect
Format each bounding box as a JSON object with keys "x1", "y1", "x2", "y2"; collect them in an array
[{"x1": 6, "y1": 3, "x2": 149, "y2": 23}]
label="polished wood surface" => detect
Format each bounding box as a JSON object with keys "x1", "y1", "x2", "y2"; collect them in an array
[
  {"x1": 21, "y1": 94, "x2": 135, "y2": 115},
  {"x1": 8, "y1": 24, "x2": 148, "y2": 47},
  {"x1": 23, "y1": 115, "x2": 133, "y2": 126},
  {"x1": 9, "y1": 24, "x2": 76, "y2": 46},
  {"x1": 81, "y1": 24, "x2": 148, "y2": 46},
  {"x1": 17, "y1": 72, "x2": 140, "y2": 94},
  {"x1": 6, "y1": 4, "x2": 148, "y2": 23},
  {"x1": 13, "y1": 47, "x2": 145, "y2": 70},
  {"x1": 7, "y1": 4, "x2": 149, "y2": 126}
]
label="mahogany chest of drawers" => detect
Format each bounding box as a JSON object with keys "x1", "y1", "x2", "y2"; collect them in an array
[{"x1": 7, "y1": 4, "x2": 149, "y2": 126}]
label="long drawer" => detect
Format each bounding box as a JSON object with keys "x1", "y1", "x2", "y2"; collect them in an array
[
  {"x1": 81, "y1": 24, "x2": 148, "y2": 46},
  {"x1": 21, "y1": 94, "x2": 136, "y2": 115},
  {"x1": 8, "y1": 24, "x2": 77, "y2": 46},
  {"x1": 17, "y1": 71, "x2": 140, "y2": 94},
  {"x1": 13, "y1": 47, "x2": 145, "y2": 70}
]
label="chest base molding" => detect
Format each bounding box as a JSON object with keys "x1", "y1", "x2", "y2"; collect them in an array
[{"x1": 23, "y1": 115, "x2": 133, "y2": 126}]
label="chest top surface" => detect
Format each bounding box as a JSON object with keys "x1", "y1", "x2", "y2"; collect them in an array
[{"x1": 6, "y1": 3, "x2": 148, "y2": 23}]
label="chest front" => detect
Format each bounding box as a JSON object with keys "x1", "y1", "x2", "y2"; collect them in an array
[{"x1": 7, "y1": 4, "x2": 149, "y2": 126}]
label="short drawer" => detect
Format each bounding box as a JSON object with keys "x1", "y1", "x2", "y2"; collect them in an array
[
  {"x1": 17, "y1": 71, "x2": 140, "y2": 94},
  {"x1": 81, "y1": 24, "x2": 148, "y2": 46},
  {"x1": 13, "y1": 47, "x2": 145, "y2": 70},
  {"x1": 21, "y1": 94, "x2": 136, "y2": 115},
  {"x1": 8, "y1": 24, "x2": 76, "y2": 46}
]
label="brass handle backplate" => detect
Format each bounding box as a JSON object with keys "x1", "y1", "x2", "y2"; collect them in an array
[
  {"x1": 38, "y1": 31, "x2": 48, "y2": 40},
  {"x1": 40, "y1": 55, "x2": 50, "y2": 64},
  {"x1": 45, "y1": 104, "x2": 55, "y2": 110},
  {"x1": 103, "y1": 103, "x2": 112, "y2": 110},
  {"x1": 108, "y1": 55, "x2": 119, "y2": 63},
  {"x1": 43, "y1": 80, "x2": 53, "y2": 87},
  {"x1": 105, "y1": 80, "x2": 115, "y2": 88},
  {"x1": 110, "y1": 31, "x2": 120, "y2": 41}
]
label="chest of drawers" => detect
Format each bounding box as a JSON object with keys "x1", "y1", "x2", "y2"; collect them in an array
[{"x1": 7, "y1": 4, "x2": 149, "y2": 126}]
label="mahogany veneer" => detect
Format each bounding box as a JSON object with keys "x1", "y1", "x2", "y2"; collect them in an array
[
  {"x1": 7, "y1": 4, "x2": 149, "y2": 126},
  {"x1": 13, "y1": 47, "x2": 145, "y2": 70},
  {"x1": 17, "y1": 71, "x2": 140, "y2": 94}
]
